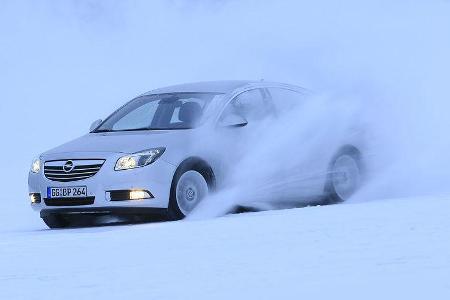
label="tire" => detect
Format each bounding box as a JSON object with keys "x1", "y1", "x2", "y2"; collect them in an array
[
  {"x1": 168, "y1": 170, "x2": 209, "y2": 220},
  {"x1": 42, "y1": 214, "x2": 70, "y2": 229},
  {"x1": 326, "y1": 148, "x2": 363, "y2": 204}
]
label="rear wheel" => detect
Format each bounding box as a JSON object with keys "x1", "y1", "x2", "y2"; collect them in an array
[
  {"x1": 168, "y1": 170, "x2": 209, "y2": 220},
  {"x1": 326, "y1": 149, "x2": 362, "y2": 203}
]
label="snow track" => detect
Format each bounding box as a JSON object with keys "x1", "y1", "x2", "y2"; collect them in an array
[{"x1": 1, "y1": 196, "x2": 449, "y2": 299}]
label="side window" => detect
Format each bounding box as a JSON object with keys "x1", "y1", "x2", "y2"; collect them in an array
[
  {"x1": 268, "y1": 88, "x2": 306, "y2": 113},
  {"x1": 221, "y1": 88, "x2": 273, "y2": 123}
]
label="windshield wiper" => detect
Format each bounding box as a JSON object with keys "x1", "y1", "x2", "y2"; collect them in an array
[
  {"x1": 119, "y1": 127, "x2": 193, "y2": 131},
  {"x1": 146, "y1": 127, "x2": 193, "y2": 130},
  {"x1": 94, "y1": 127, "x2": 193, "y2": 133},
  {"x1": 117, "y1": 128, "x2": 152, "y2": 132}
]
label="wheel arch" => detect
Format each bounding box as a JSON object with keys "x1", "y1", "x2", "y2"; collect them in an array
[
  {"x1": 333, "y1": 144, "x2": 362, "y2": 161},
  {"x1": 171, "y1": 157, "x2": 217, "y2": 191}
]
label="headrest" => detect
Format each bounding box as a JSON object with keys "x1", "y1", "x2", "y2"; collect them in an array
[{"x1": 179, "y1": 102, "x2": 202, "y2": 126}]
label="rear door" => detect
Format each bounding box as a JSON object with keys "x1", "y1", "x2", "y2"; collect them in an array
[{"x1": 266, "y1": 87, "x2": 326, "y2": 202}]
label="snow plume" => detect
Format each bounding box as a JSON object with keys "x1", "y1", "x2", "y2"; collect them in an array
[
  {"x1": 189, "y1": 95, "x2": 362, "y2": 219},
  {"x1": 186, "y1": 0, "x2": 450, "y2": 217}
]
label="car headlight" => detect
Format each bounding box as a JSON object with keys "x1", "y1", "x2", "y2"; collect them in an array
[
  {"x1": 115, "y1": 148, "x2": 165, "y2": 171},
  {"x1": 30, "y1": 158, "x2": 41, "y2": 174}
]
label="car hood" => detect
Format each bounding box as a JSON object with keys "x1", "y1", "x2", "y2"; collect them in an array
[{"x1": 43, "y1": 130, "x2": 191, "y2": 156}]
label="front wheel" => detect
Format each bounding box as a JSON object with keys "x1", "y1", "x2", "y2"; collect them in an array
[
  {"x1": 327, "y1": 150, "x2": 362, "y2": 203},
  {"x1": 168, "y1": 170, "x2": 209, "y2": 220}
]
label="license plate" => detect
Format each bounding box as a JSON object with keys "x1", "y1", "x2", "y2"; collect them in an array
[{"x1": 47, "y1": 186, "x2": 87, "y2": 199}]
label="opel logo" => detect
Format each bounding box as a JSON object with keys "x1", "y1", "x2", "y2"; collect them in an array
[{"x1": 63, "y1": 160, "x2": 75, "y2": 173}]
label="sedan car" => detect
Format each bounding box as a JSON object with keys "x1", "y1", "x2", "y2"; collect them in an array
[{"x1": 29, "y1": 80, "x2": 364, "y2": 228}]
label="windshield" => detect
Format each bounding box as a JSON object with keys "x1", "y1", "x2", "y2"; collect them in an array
[{"x1": 94, "y1": 92, "x2": 223, "y2": 132}]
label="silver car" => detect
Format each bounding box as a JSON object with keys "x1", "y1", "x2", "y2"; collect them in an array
[{"x1": 28, "y1": 81, "x2": 364, "y2": 228}]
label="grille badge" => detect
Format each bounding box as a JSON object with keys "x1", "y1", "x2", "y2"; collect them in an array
[{"x1": 63, "y1": 160, "x2": 75, "y2": 173}]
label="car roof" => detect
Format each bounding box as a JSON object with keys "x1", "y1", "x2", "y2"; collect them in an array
[
  {"x1": 143, "y1": 80, "x2": 309, "y2": 95},
  {"x1": 144, "y1": 80, "x2": 258, "y2": 95}
]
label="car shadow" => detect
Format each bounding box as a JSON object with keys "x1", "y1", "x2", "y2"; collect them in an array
[{"x1": 44, "y1": 196, "x2": 334, "y2": 229}]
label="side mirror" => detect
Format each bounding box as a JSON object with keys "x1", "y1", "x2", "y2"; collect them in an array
[
  {"x1": 89, "y1": 119, "x2": 103, "y2": 132},
  {"x1": 220, "y1": 113, "x2": 248, "y2": 128}
]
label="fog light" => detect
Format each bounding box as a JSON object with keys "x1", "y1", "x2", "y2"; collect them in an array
[
  {"x1": 129, "y1": 190, "x2": 151, "y2": 200},
  {"x1": 108, "y1": 190, "x2": 153, "y2": 201},
  {"x1": 30, "y1": 193, "x2": 41, "y2": 204}
]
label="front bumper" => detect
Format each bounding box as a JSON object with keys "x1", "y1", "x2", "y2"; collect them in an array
[
  {"x1": 28, "y1": 152, "x2": 176, "y2": 212},
  {"x1": 40, "y1": 207, "x2": 168, "y2": 218}
]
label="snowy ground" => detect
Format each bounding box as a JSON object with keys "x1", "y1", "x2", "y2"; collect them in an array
[{"x1": 1, "y1": 196, "x2": 449, "y2": 299}]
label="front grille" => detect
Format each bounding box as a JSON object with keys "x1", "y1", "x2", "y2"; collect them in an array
[
  {"x1": 44, "y1": 197, "x2": 95, "y2": 206},
  {"x1": 44, "y1": 159, "x2": 105, "y2": 182}
]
